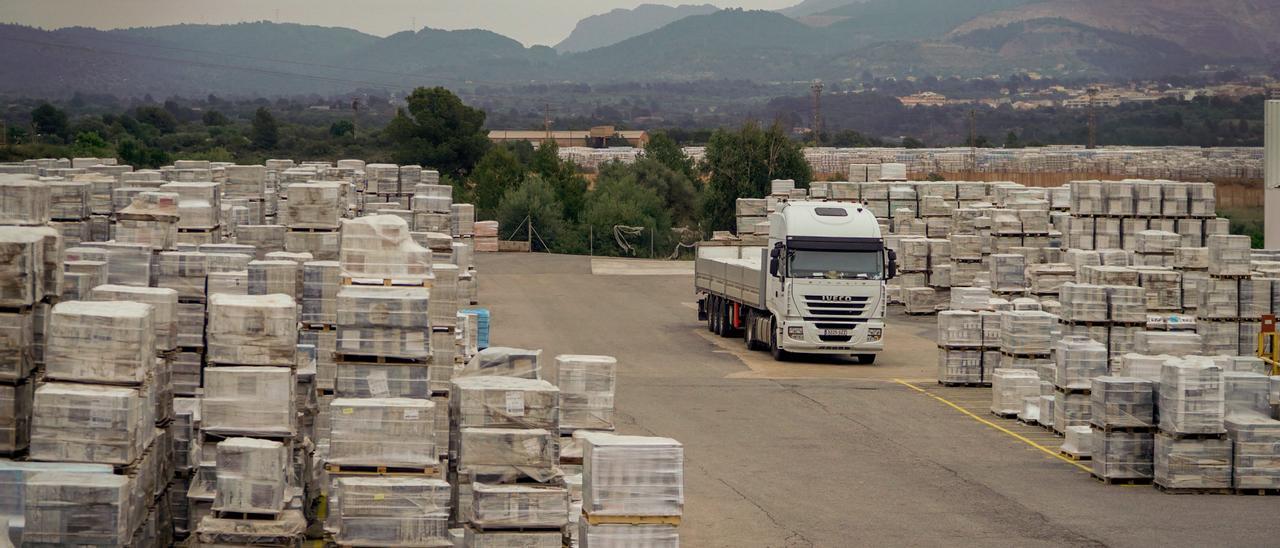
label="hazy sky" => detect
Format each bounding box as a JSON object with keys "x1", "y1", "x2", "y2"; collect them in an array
[{"x1": 0, "y1": 0, "x2": 798, "y2": 46}]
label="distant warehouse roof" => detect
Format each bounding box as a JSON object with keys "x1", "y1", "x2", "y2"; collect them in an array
[{"x1": 488, "y1": 127, "x2": 648, "y2": 147}]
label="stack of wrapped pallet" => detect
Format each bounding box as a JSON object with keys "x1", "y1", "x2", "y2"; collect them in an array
[
  {"x1": 0, "y1": 182, "x2": 57, "y2": 462},
  {"x1": 324, "y1": 213, "x2": 442, "y2": 542},
  {"x1": 168, "y1": 397, "x2": 200, "y2": 540},
  {"x1": 990, "y1": 369, "x2": 1038, "y2": 418},
  {"x1": 412, "y1": 184, "x2": 453, "y2": 234},
  {"x1": 475, "y1": 220, "x2": 499, "y2": 253},
  {"x1": 47, "y1": 180, "x2": 91, "y2": 246},
  {"x1": 999, "y1": 310, "x2": 1054, "y2": 379},
  {"x1": 196, "y1": 293, "x2": 304, "y2": 544},
  {"x1": 735, "y1": 198, "x2": 766, "y2": 235},
  {"x1": 223, "y1": 166, "x2": 267, "y2": 225},
  {"x1": 450, "y1": 376, "x2": 566, "y2": 544},
  {"x1": 115, "y1": 191, "x2": 179, "y2": 252},
  {"x1": 300, "y1": 261, "x2": 340, "y2": 428},
  {"x1": 1196, "y1": 234, "x2": 1269, "y2": 357},
  {"x1": 1154, "y1": 358, "x2": 1231, "y2": 492},
  {"x1": 365, "y1": 164, "x2": 403, "y2": 209},
  {"x1": 936, "y1": 310, "x2": 1000, "y2": 385},
  {"x1": 236, "y1": 224, "x2": 286, "y2": 258},
  {"x1": 153, "y1": 251, "x2": 210, "y2": 397},
  {"x1": 580, "y1": 432, "x2": 683, "y2": 546},
  {"x1": 1052, "y1": 336, "x2": 1106, "y2": 434},
  {"x1": 28, "y1": 300, "x2": 163, "y2": 546},
  {"x1": 1089, "y1": 376, "x2": 1156, "y2": 484},
  {"x1": 1132, "y1": 230, "x2": 1180, "y2": 268},
  {"x1": 989, "y1": 254, "x2": 1028, "y2": 295},
  {"x1": 282, "y1": 181, "x2": 341, "y2": 260},
  {"x1": 160, "y1": 181, "x2": 221, "y2": 246},
  {"x1": 1058, "y1": 283, "x2": 1146, "y2": 359}
]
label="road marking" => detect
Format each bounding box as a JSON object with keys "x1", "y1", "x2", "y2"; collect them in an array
[
  {"x1": 894, "y1": 379, "x2": 1093, "y2": 473},
  {"x1": 590, "y1": 258, "x2": 694, "y2": 276}
]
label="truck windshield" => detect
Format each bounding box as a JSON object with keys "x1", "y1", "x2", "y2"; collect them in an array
[{"x1": 789, "y1": 250, "x2": 883, "y2": 280}]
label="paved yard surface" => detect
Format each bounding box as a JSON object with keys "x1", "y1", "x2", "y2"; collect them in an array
[{"x1": 478, "y1": 253, "x2": 1280, "y2": 548}]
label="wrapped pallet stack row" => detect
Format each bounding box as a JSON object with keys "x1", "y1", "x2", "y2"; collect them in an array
[
  {"x1": 580, "y1": 433, "x2": 683, "y2": 546},
  {"x1": 554, "y1": 354, "x2": 619, "y2": 543},
  {"x1": 283, "y1": 181, "x2": 342, "y2": 261},
  {"x1": 1153, "y1": 358, "x2": 1232, "y2": 493}
]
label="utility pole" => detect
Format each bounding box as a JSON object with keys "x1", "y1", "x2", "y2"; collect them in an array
[
  {"x1": 1, "y1": 121, "x2": 6, "y2": 147},
  {"x1": 1087, "y1": 87, "x2": 1099, "y2": 150},
  {"x1": 968, "y1": 109, "x2": 977, "y2": 176},
  {"x1": 543, "y1": 103, "x2": 551, "y2": 142},
  {"x1": 351, "y1": 97, "x2": 359, "y2": 140},
  {"x1": 810, "y1": 80, "x2": 824, "y2": 145}
]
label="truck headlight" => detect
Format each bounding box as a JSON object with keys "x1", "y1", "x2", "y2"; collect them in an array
[
  {"x1": 787, "y1": 326, "x2": 804, "y2": 339},
  {"x1": 867, "y1": 328, "x2": 882, "y2": 341}
]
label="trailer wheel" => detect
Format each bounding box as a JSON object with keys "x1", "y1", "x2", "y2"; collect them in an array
[
  {"x1": 769, "y1": 317, "x2": 790, "y2": 362},
  {"x1": 719, "y1": 300, "x2": 736, "y2": 338},
  {"x1": 708, "y1": 297, "x2": 721, "y2": 334}
]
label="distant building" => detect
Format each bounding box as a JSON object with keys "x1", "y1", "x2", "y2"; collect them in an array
[
  {"x1": 1063, "y1": 93, "x2": 1122, "y2": 109},
  {"x1": 898, "y1": 92, "x2": 947, "y2": 108},
  {"x1": 487, "y1": 126, "x2": 649, "y2": 148}
]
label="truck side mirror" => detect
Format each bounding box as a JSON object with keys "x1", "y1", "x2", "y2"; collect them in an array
[
  {"x1": 769, "y1": 245, "x2": 782, "y2": 278},
  {"x1": 886, "y1": 249, "x2": 898, "y2": 280}
]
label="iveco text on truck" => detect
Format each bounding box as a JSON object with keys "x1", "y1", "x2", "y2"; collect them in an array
[{"x1": 695, "y1": 201, "x2": 896, "y2": 362}]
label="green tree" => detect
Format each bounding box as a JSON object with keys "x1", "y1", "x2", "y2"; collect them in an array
[
  {"x1": 583, "y1": 169, "x2": 672, "y2": 257},
  {"x1": 1004, "y1": 131, "x2": 1022, "y2": 149},
  {"x1": 601, "y1": 159, "x2": 699, "y2": 227},
  {"x1": 496, "y1": 175, "x2": 567, "y2": 252},
  {"x1": 643, "y1": 131, "x2": 696, "y2": 180},
  {"x1": 70, "y1": 132, "x2": 111, "y2": 156},
  {"x1": 202, "y1": 110, "x2": 230, "y2": 126},
  {"x1": 135, "y1": 106, "x2": 178, "y2": 134},
  {"x1": 530, "y1": 141, "x2": 589, "y2": 221},
  {"x1": 330, "y1": 120, "x2": 355, "y2": 138},
  {"x1": 30, "y1": 103, "x2": 69, "y2": 141},
  {"x1": 700, "y1": 121, "x2": 812, "y2": 232},
  {"x1": 117, "y1": 137, "x2": 170, "y2": 168},
  {"x1": 384, "y1": 87, "x2": 490, "y2": 179},
  {"x1": 469, "y1": 146, "x2": 525, "y2": 219},
  {"x1": 251, "y1": 107, "x2": 279, "y2": 149},
  {"x1": 902, "y1": 136, "x2": 925, "y2": 149}
]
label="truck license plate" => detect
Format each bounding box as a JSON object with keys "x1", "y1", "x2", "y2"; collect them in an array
[{"x1": 823, "y1": 329, "x2": 851, "y2": 336}]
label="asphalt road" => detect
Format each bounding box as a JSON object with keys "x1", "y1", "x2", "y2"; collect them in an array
[{"x1": 476, "y1": 252, "x2": 1280, "y2": 548}]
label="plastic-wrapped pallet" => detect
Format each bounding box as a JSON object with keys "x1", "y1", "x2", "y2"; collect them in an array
[
  {"x1": 991, "y1": 369, "x2": 1039, "y2": 416},
  {"x1": 284, "y1": 229, "x2": 340, "y2": 261},
  {"x1": 459, "y1": 347, "x2": 541, "y2": 379},
  {"x1": 1090, "y1": 377, "x2": 1154, "y2": 428},
  {"x1": 213, "y1": 437, "x2": 287, "y2": 514},
  {"x1": 471, "y1": 483, "x2": 570, "y2": 530},
  {"x1": 22, "y1": 472, "x2": 139, "y2": 547},
  {"x1": 237, "y1": 225, "x2": 286, "y2": 258},
  {"x1": 464, "y1": 529, "x2": 563, "y2": 547},
  {"x1": 339, "y1": 215, "x2": 432, "y2": 281},
  {"x1": 89, "y1": 285, "x2": 178, "y2": 352},
  {"x1": 99, "y1": 242, "x2": 151, "y2": 287},
  {"x1": 1206, "y1": 234, "x2": 1251, "y2": 277},
  {"x1": 1053, "y1": 391, "x2": 1090, "y2": 433},
  {"x1": 0, "y1": 229, "x2": 43, "y2": 307},
  {"x1": 0, "y1": 381, "x2": 32, "y2": 455},
  {"x1": 247, "y1": 260, "x2": 298, "y2": 299},
  {"x1": 1154, "y1": 433, "x2": 1231, "y2": 489},
  {"x1": 301, "y1": 261, "x2": 339, "y2": 325},
  {"x1": 45, "y1": 301, "x2": 155, "y2": 385},
  {"x1": 989, "y1": 254, "x2": 1026, "y2": 292},
  {"x1": 207, "y1": 270, "x2": 248, "y2": 296},
  {"x1": 1133, "y1": 331, "x2": 1201, "y2": 357},
  {"x1": 1134, "y1": 269, "x2": 1181, "y2": 311},
  {"x1": 30, "y1": 382, "x2": 153, "y2": 465},
  {"x1": 582, "y1": 433, "x2": 682, "y2": 518},
  {"x1": 1158, "y1": 359, "x2": 1225, "y2": 435},
  {"x1": 159, "y1": 182, "x2": 220, "y2": 230},
  {"x1": 429, "y1": 263, "x2": 459, "y2": 329},
  {"x1": 1174, "y1": 247, "x2": 1209, "y2": 270},
  {"x1": 937, "y1": 311, "x2": 982, "y2": 347},
  {"x1": 336, "y1": 286, "x2": 429, "y2": 358},
  {"x1": 153, "y1": 251, "x2": 207, "y2": 301},
  {"x1": 1091, "y1": 430, "x2": 1154, "y2": 481},
  {"x1": 556, "y1": 355, "x2": 617, "y2": 431},
  {"x1": 451, "y1": 203, "x2": 476, "y2": 237},
  {"x1": 202, "y1": 367, "x2": 295, "y2": 436},
  {"x1": 1196, "y1": 321, "x2": 1240, "y2": 356},
  {"x1": 948, "y1": 287, "x2": 991, "y2": 311},
  {"x1": 1053, "y1": 336, "x2": 1107, "y2": 390},
  {"x1": 1223, "y1": 372, "x2": 1271, "y2": 419},
  {"x1": 335, "y1": 363, "x2": 429, "y2": 399},
  {"x1": 457, "y1": 427, "x2": 557, "y2": 471},
  {"x1": 1060, "y1": 426, "x2": 1092, "y2": 458},
  {"x1": 903, "y1": 287, "x2": 941, "y2": 314},
  {"x1": 333, "y1": 477, "x2": 450, "y2": 547},
  {"x1": 283, "y1": 182, "x2": 341, "y2": 229},
  {"x1": 0, "y1": 311, "x2": 34, "y2": 383},
  {"x1": 328, "y1": 398, "x2": 436, "y2": 467},
  {"x1": 580, "y1": 522, "x2": 679, "y2": 548},
  {"x1": 999, "y1": 311, "x2": 1055, "y2": 355},
  {"x1": 1026, "y1": 264, "x2": 1074, "y2": 295},
  {"x1": 937, "y1": 349, "x2": 999, "y2": 385},
  {"x1": 450, "y1": 376, "x2": 559, "y2": 432},
  {"x1": 206, "y1": 293, "x2": 297, "y2": 366},
  {"x1": 0, "y1": 178, "x2": 50, "y2": 225},
  {"x1": 1226, "y1": 416, "x2": 1280, "y2": 489}
]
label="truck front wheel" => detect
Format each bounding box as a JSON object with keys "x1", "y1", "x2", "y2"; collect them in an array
[
  {"x1": 769, "y1": 318, "x2": 790, "y2": 362},
  {"x1": 856, "y1": 354, "x2": 877, "y2": 365}
]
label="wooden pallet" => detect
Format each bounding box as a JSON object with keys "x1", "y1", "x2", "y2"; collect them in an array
[
  {"x1": 582, "y1": 513, "x2": 682, "y2": 526},
  {"x1": 210, "y1": 509, "x2": 283, "y2": 521},
  {"x1": 1058, "y1": 451, "x2": 1091, "y2": 462},
  {"x1": 0, "y1": 303, "x2": 34, "y2": 314},
  {"x1": 991, "y1": 411, "x2": 1019, "y2": 420},
  {"x1": 1090, "y1": 474, "x2": 1152, "y2": 486},
  {"x1": 937, "y1": 381, "x2": 990, "y2": 388},
  {"x1": 324, "y1": 463, "x2": 440, "y2": 476},
  {"x1": 1154, "y1": 483, "x2": 1232, "y2": 495},
  {"x1": 340, "y1": 276, "x2": 430, "y2": 288},
  {"x1": 286, "y1": 227, "x2": 339, "y2": 233},
  {"x1": 300, "y1": 322, "x2": 336, "y2": 331},
  {"x1": 1161, "y1": 431, "x2": 1228, "y2": 441},
  {"x1": 1091, "y1": 424, "x2": 1156, "y2": 434}
]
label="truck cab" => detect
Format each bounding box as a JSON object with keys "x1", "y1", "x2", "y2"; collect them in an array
[{"x1": 764, "y1": 201, "x2": 892, "y2": 361}]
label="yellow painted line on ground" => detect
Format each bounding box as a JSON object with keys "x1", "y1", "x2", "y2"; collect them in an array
[{"x1": 895, "y1": 379, "x2": 1093, "y2": 473}]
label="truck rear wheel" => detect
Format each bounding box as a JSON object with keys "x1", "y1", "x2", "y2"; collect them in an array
[
  {"x1": 708, "y1": 297, "x2": 721, "y2": 334},
  {"x1": 719, "y1": 300, "x2": 736, "y2": 338}
]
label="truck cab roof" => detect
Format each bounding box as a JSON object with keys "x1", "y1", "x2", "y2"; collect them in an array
[{"x1": 769, "y1": 201, "x2": 882, "y2": 241}]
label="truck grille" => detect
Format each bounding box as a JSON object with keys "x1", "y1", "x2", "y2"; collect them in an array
[{"x1": 802, "y1": 295, "x2": 869, "y2": 330}]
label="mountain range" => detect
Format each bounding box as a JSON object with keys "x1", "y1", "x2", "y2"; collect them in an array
[{"x1": 0, "y1": 0, "x2": 1274, "y2": 98}]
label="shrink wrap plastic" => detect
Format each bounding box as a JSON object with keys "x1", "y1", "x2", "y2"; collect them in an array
[
  {"x1": 1226, "y1": 416, "x2": 1280, "y2": 489},
  {"x1": 582, "y1": 433, "x2": 683, "y2": 517},
  {"x1": 991, "y1": 369, "x2": 1039, "y2": 415},
  {"x1": 89, "y1": 284, "x2": 177, "y2": 352},
  {"x1": 301, "y1": 260, "x2": 340, "y2": 325},
  {"x1": 0, "y1": 179, "x2": 50, "y2": 225},
  {"x1": 336, "y1": 286, "x2": 430, "y2": 358},
  {"x1": 283, "y1": 182, "x2": 342, "y2": 229},
  {"x1": 451, "y1": 377, "x2": 560, "y2": 430},
  {"x1": 556, "y1": 355, "x2": 617, "y2": 431},
  {"x1": 1154, "y1": 433, "x2": 1231, "y2": 489},
  {"x1": 999, "y1": 311, "x2": 1055, "y2": 355},
  {"x1": 22, "y1": 472, "x2": 138, "y2": 546},
  {"x1": 207, "y1": 293, "x2": 297, "y2": 366},
  {"x1": 1090, "y1": 377, "x2": 1154, "y2": 428},
  {"x1": 201, "y1": 367, "x2": 295, "y2": 435},
  {"x1": 340, "y1": 215, "x2": 432, "y2": 281},
  {"x1": 1053, "y1": 336, "x2": 1107, "y2": 390},
  {"x1": 461, "y1": 347, "x2": 541, "y2": 379},
  {"x1": 31, "y1": 382, "x2": 153, "y2": 465},
  {"x1": 334, "y1": 477, "x2": 450, "y2": 547},
  {"x1": 328, "y1": 397, "x2": 437, "y2": 467},
  {"x1": 46, "y1": 300, "x2": 155, "y2": 385},
  {"x1": 1091, "y1": 430, "x2": 1154, "y2": 481},
  {"x1": 1158, "y1": 359, "x2": 1225, "y2": 435},
  {"x1": 471, "y1": 483, "x2": 570, "y2": 529},
  {"x1": 213, "y1": 437, "x2": 287, "y2": 514}
]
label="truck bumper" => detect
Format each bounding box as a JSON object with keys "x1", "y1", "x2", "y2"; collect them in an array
[{"x1": 780, "y1": 319, "x2": 885, "y2": 355}]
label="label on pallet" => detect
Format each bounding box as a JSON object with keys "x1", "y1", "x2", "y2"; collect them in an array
[
  {"x1": 505, "y1": 392, "x2": 524, "y2": 416},
  {"x1": 367, "y1": 369, "x2": 389, "y2": 398}
]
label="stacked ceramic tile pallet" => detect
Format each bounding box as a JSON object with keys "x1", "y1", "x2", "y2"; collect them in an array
[
  {"x1": 936, "y1": 293, "x2": 1002, "y2": 386},
  {"x1": 1195, "y1": 235, "x2": 1276, "y2": 357},
  {"x1": 324, "y1": 214, "x2": 450, "y2": 547},
  {"x1": 193, "y1": 293, "x2": 306, "y2": 544},
  {"x1": 553, "y1": 354, "x2": 619, "y2": 545},
  {"x1": 282, "y1": 180, "x2": 342, "y2": 261},
  {"x1": 452, "y1": 203, "x2": 480, "y2": 306},
  {"x1": 25, "y1": 299, "x2": 172, "y2": 546},
  {"x1": 579, "y1": 432, "x2": 684, "y2": 546}
]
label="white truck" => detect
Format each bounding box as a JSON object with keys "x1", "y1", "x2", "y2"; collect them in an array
[{"x1": 695, "y1": 201, "x2": 896, "y2": 362}]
